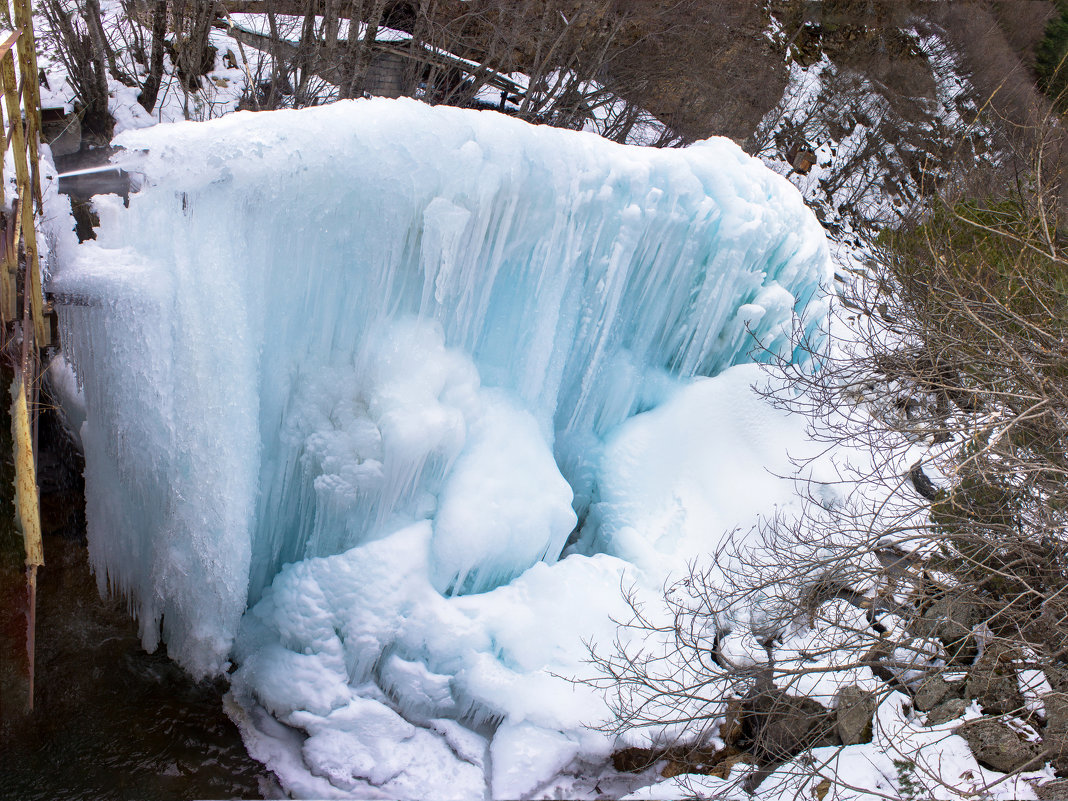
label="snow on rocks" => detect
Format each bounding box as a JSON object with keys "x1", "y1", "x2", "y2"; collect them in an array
[{"x1": 633, "y1": 691, "x2": 1048, "y2": 801}]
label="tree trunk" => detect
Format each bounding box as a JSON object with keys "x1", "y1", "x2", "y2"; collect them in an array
[{"x1": 138, "y1": 0, "x2": 169, "y2": 112}]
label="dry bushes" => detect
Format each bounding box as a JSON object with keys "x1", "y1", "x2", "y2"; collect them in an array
[{"x1": 592, "y1": 93, "x2": 1068, "y2": 794}]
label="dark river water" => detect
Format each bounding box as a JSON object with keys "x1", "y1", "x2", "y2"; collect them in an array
[{"x1": 0, "y1": 535, "x2": 279, "y2": 801}]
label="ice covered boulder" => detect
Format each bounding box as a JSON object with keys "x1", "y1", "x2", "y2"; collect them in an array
[
  {"x1": 54, "y1": 98, "x2": 829, "y2": 675},
  {"x1": 51, "y1": 97, "x2": 831, "y2": 796}
]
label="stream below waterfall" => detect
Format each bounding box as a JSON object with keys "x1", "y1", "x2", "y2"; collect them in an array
[{"x1": 0, "y1": 535, "x2": 278, "y2": 801}]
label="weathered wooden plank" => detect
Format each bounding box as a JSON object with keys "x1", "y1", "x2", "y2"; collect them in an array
[
  {"x1": 12, "y1": 368, "x2": 42, "y2": 710},
  {"x1": 0, "y1": 30, "x2": 19, "y2": 213},
  {"x1": 0, "y1": 51, "x2": 19, "y2": 324},
  {"x1": 0, "y1": 197, "x2": 18, "y2": 325},
  {"x1": 0, "y1": 29, "x2": 21, "y2": 60},
  {"x1": 19, "y1": 185, "x2": 44, "y2": 347},
  {"x1": 12, "y1": 0, "x2": 42, "y2": 209},
  {"x1": 1, "y1": 47, "x2": 47, "y2": 346},
  {"x1": 13, "y1": 372, "x2": 41, "y2": 569},
  {"x1": 0, "y1": 9, "x2": 46, "y2": 714}
]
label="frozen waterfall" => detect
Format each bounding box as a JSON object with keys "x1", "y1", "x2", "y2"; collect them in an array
[{"x1": 52, "y1": 98, "x2": 831, "y2": 798}]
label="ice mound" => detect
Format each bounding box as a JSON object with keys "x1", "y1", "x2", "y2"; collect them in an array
[
  {"x1": 585, "y1": 363, "x2": 831, "y2": 578},
  {"x1": 51, "y1": 97, "x2": 831, "y2": 795},
  {"x1": 226, "y1": 366, "x2": 825, "y2": 798},
  {"x1": 230, "y1": 520, "x2": 636, "y2": 798}
]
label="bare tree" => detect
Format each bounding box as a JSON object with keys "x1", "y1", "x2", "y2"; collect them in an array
[
  {"x1": 42, "y1": 0, "x2": 718, "y2": 145},
  {"x1": 40, "y1": 0, "x2": 113, "y2": 137},
  {"x1": 588, "y1": 117, "x2": 1068, "y2": 796},
  {"x1": 136, "y1": 0, "x2": 169, "y2": 111},
  {"x1": 40, "y1": 0, "x2": 216, "y2": 129}
]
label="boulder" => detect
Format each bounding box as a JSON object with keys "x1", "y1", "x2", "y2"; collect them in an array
[
  {"x1": 1046, "y1": 666, "x2": 1068, "y2": 695},
  {"x1": 925, "y1": 698, "x2": 968, "y2": 725},
  {"x1": 792, "y1": 148, "x2": 816, "y2": 174},
  {"x1": 719, "y1": 698, "x2": 743, "y2": 746},
  {"x1": 1036, "y1": 778, "x2": 1068, "y2": 799},
  {"x1": 959, "y1": 718, "x2": 1044, "y2": 774},
  {"x1": 916, "y1": 592, "x2": 983, "y2": 665},
  {"x1": 913, "y1": 675, "x2": 965, "y2": 712},
  {"x1": 1044, "y1": 692, "x2": 1068, "y2": 775},
  {"x1": 966, "y1": 644, "x2": 1024, "y2": 715},
  {"x1": 612, "y1": 747, "x2": 660, "y2": 773},
  {"x1": 660, "y1": 747, "x2": 756, "y2": 780},
  {"x1": 742, "y1": 688, "x2": 840, "y2": 764},
  {"x1": 836, "y1": 686, "x2": 876, "y2": 745}
]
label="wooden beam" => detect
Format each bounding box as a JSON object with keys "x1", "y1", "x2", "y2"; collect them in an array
[
  {"x1": 12, "y1": 0, "x2": 42, "y2": 210},
  {"x1": 12, "y1": 368, "x2": 42, "y2": 710},
  {"x1": 0, "y1": 48, "x2": 47, "y2": 347},
  {"x1": 0, "y1": 28, "x2": 21, "y2": 60},
  {"x1": 0, "y1": 196, "x2": 19, "y2": 326},
  {"x1": 0, "y1": 51, "x2": 19, "y2": 325},
  {"x1": 12, "y1": 0, "x2": 40, "y2": 210}
]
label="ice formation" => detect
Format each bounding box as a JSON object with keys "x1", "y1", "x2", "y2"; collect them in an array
[{"x1": 52, "y1": 98, "x2": 831, "y2": 796}]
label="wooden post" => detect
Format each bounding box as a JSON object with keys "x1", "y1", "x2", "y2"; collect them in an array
[
  {"x1": 0, "y1": 45, "x2": 47, "y2": 347},
  {"x1": 11, "y1": 0, "x2": 40, "y2": 209},
  {"x1": 19, "y1": 174, "x2": 43, "y2": 346},
  {"x1": 12, "y1": 367, "x2": 42, "y2": 710},
  {"x1": 0, "y1": 31, "x2": 18, "y2": 326},
  {"x1": 0, "y1": 14, "x2": 46, "y2": 713},
  {"x1": 0, "y1": 197, "x2": 18, "y2": 325}
]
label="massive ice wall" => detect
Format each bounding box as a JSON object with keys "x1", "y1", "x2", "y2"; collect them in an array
[{"x1": 53, "y1": 98, "x2": 829, "y2": 686}]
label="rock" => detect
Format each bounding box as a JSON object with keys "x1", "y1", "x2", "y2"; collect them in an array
[
  {"x1": 966, "y1": 644, "x2": 1023, "y2": 715},
  {"x1": 836, "y1": 685, "x2": 876, "y2": 745},
  {"x1": 1048, "y1": 666, "x2": 1068, "y2": 694},
  {"x1": 925, "y1": 698, "x2": 967, "y2": 725},
  {"x1": 660, "y1": 746, "x2": 755, "y2": 780},
  {"x1": 1044, "y1": 692, "x2": 1068, "y2": 774},
  {"x1": 706, "y1": 751, "x2": 756, "y2": 780},
  {"x1": 916, "y1": 591, "x2": 983, "y2": 665},
  {"x1": 958, "y1": 718, "x2": 1044, "y2": 774},
  {"x1": 1036, "y1": 778, "x2": 1068, "y2": 799},
  {"x1": 612, "y1": 747, "x2": 661, "y2": 773},
  {"x1": 861, "y1": 642, "x2": 895, "y2": 682},
  {"x1": 742, "y1": 688, "x2": 840, "y2": 764},
  {"x1": 719, "y1": 698, "x2": 743, "y2": 746},
  {"x1": 913, "y1": 675, "x2": 965, "y2": 711},
  {"x1": 792, "y1": 148, "x2": 816, "y2": 174},
  {"x1": 614, "y1": 740, "x2": 755, "y2": 780}
]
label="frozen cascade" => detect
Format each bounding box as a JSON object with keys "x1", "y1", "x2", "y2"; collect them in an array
[{"x1": 52, "y1": 98, "x2": 831, "y2": 796}]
